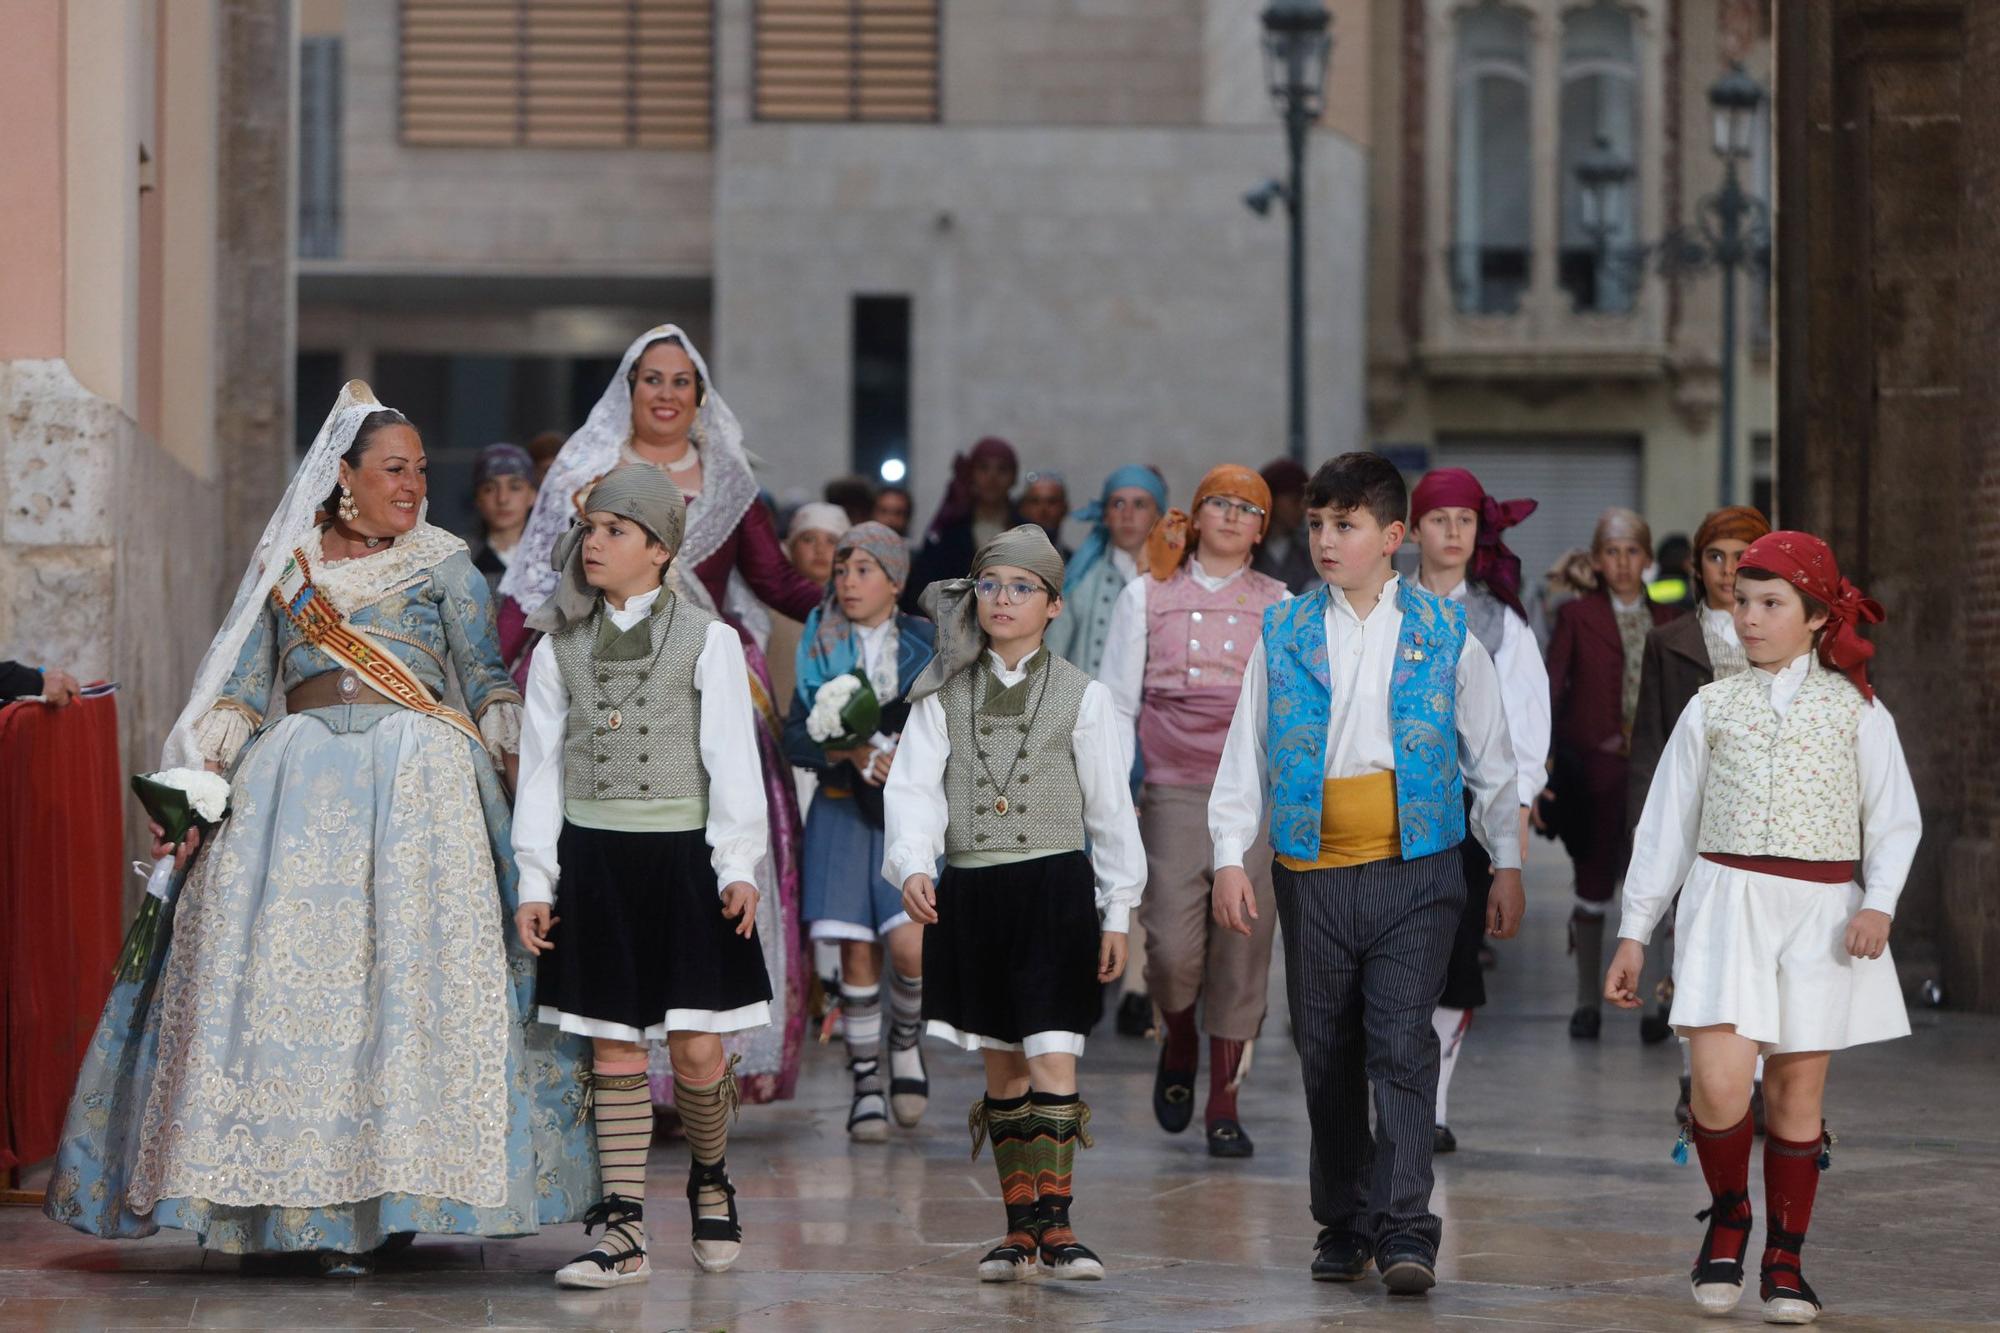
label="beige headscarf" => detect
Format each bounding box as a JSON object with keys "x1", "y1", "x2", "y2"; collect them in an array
[
  {"x1": 526, "y1": 463, "x2": 688, "y2": 634},
  {"x1": 907, "y1": 524, "x2": 1066, "y2": 702}
]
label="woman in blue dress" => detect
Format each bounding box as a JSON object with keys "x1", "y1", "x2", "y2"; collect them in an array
[{"x1": 42, "y1": 383, "x2": 596, "y2": 1271}]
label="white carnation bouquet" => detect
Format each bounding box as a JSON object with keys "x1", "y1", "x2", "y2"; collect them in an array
[
  {"x1": 114, "y1": 766, "x2": 233, "y2": 982},
  {"x1": 805, "y1": 672, "x2": 881, "y2": 751}
]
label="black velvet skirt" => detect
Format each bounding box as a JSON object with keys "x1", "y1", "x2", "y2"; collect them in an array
[
  {"x1": 536, "y1": 822, "x2": 772, "y2": 1035},
  {"x1": 921, "y1": 850, "x2": 1102, "y2": 1047}
]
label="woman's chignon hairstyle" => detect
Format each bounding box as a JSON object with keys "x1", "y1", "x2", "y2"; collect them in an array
[
  {"x1": 625, "y1": 334, "x2": 707, "y2": 407},
  {"x1": 321, "y1": 408, "x2": 416, "y2": 520}
]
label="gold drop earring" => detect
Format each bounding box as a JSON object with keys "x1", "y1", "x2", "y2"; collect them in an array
[{"x1": 339, "y1": 484, "x2": 360, "y2": 523}]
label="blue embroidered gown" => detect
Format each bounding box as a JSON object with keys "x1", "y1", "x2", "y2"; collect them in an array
[{"x1": 43, "y1": 529, "x2": 598, "y2": 1254}]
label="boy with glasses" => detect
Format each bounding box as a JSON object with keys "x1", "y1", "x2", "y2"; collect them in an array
[
  {"x1": 1097, "y1": 465, "x2": 1290, "y2": 1157},
  {"x1": 885, "y1": 526, "x2": 1145, "y2": 1281}
]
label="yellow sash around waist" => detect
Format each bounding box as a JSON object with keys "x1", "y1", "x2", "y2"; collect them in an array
[{"x1": 1275, "y1": 771, "x2": 1401, "y2": 872}]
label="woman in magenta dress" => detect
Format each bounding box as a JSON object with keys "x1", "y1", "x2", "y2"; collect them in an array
[{"x1": 499, "y1": 325, "x2": 819, "y2": 1103}]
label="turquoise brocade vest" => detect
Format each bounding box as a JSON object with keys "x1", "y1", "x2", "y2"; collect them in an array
[{"x1": 1261, "y1": 581, "x2": 1469, "y2": 862}]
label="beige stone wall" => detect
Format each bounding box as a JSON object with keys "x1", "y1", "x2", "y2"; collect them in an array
[
  {"x1": 713, "y1": 120, "x2": 1369, "y2": 512},
  {"x1": 944, "y1": 0, "x2": 1207, "y2": 125}
]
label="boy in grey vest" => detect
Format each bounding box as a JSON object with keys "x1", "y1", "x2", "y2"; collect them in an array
[
  {"x1": 884, "y1": 525, "x2": 1145, "y2": 1282},
  {"x1": 511, "y1": 464, "x2": 773, "y2": 1288}
]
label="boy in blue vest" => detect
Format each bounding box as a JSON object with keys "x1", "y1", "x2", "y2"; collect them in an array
[{"x1": 1209, "y1": 452, "x2": 1524, "y2": 1294}]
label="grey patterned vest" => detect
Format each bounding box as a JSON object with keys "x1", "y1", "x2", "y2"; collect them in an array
[
  {"x1": 1459, "y1": 582, "x2": 1508, "y2": 660},
  {"x1": 941, "y1": 650, "x2": 1090, "y2": 856},
  {"x1": 551, "y1": 595, "x2": 715, "y2": 803}
]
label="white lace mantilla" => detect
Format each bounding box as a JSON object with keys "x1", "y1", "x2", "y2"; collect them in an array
[{"x1": 313, "y1": 523, "x2": 467, "y2": 616}]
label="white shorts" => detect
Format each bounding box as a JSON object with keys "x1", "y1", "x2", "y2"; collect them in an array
[{"x1": 1669, "y1": 857, "x2": 1909, "y2": 1055}]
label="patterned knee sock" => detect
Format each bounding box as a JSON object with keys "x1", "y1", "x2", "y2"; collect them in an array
[
  {"x1": 886, "y1": 970, "x2": 925, "y2": 1085},
  {"x1": 1692, "y1": 1111, "x2": 1756, "y2": 1270},
  {"x1": 1761, "y1": 1128, "x2": 1825, "y2": 1301},
  {"x1": 840, "y1": 982, "x2": 886, "y2": 1125},
  {"x1": 674, "y1": 1055, "x2": 737, "y2": 1216},
  {"x1": 590, "y1": 1058, "x2": 651, "y2": 1258},
  {"x1": 1028, "y1": 1091, "x2": 1094, "y2": 1256},
  {"x1": 1432, "y1": 1007, "x2": 1469, "y2": 1126},
  {"x1": 1160, "y1": 1003, "x2": 1199, "y2": 1074},
  {"x1": 1205, "y1": 1037, "x2": 1249, "y2": 1127},
  {"x1": 971, "y1": 1093, "x2": 1037, "y2": 1252}
]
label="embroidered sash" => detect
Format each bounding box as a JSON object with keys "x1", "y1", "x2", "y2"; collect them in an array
[{"x1": 270, "y1": 546, "x2": 485, "y2": 747}]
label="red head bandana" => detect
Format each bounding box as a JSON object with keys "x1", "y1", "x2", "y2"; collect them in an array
[
  {"x1": 1737, "y1": 530, "x2": 1886, "y2": 701},
  {"x1": 1410, "y1": 468, "x2": 1539, "y2": 620}
]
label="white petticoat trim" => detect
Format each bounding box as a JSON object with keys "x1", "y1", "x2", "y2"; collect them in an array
[
  {"x1": 536, "y1": 1000, "x2": 772, "y2": 1043},
  {"x1": 192, "y1": 705, "x2": 257, "y2": 768},
  {"x1": 477, "y1": 700, "x2": 522, "y2": 761},
  {"x1": 925, "y1": 1019, "x2": 1085, "y2": 1059}
]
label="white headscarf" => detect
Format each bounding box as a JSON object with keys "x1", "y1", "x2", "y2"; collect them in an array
[
  {"x1": 501, "y1": 324, "x2": 760, "y2": 620},
  {"x1": 159, "y1": 381, "x2": 390, "y2": 768}
]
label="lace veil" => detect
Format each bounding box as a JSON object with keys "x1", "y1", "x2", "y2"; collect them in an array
[
  {"x1": 500, "y1": 324, "x2": 762, "y2": 619},
  {"x1": 159, "y1": 381, "x2": 385, "y2": 768}
]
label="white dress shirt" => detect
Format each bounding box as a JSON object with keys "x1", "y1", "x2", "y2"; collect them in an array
[
  {"x1": 513, "y1": 586, "x2": 770, "y2": 905},
  {"x1": 1207, "y1": 574, "x2": 1521, "y2": 873},
  {"x1": 883, "y1": 648, "x2": 1148, "y2": 932},
  {"x1": 1442, "y1": 578, "x2": 1551, "y2": 806},
  {"x1": 1097, "y1": 558, "x2": 1292, "y2": 774},
  {"x1": 1618, "y1": 653, "x2": 1922, "y2": 943}
]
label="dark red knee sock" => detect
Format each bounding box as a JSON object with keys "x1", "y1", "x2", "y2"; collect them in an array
[
  {"x1": 1205, "y1": 1037, "x2": 1245, "y2": 1126},
  {"x1": 1692, "y1": 1111, "x2": 1755, "y2": 1264},
  {"x1": 1160, "y1": 1004, "x2": 1198, "y2": 1075},
  {"x1": 1761, "y1": 1129, "x2": 1823, "y2": 1295}
]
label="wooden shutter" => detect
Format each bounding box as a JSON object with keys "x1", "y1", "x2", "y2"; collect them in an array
[
  {"x1": 754, "y1": 0, "x2": 939, "y2": 123},
  {"x1": 400, "y1": 0, "x2": 713, "y2": 148}
]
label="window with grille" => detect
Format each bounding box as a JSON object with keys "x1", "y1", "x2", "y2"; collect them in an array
[
  {"x1": 400, "y1": 0, "x2": 714, "y2": 148},
  {"x1": 754, "y1": 0, "x2": 939, "y2": 123}
]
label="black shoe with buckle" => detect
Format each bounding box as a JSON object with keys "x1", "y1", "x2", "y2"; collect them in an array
[
  {"x1": 1206, "y1": 1118, "x2": 1254, "y2": 1158},
  {"x1": 1152, "y1": 1047, "x2": 1195, "y2": 1133},
  {"x1": 1310, "y1": 1229, "x2": 1371, "y2": 1282}
]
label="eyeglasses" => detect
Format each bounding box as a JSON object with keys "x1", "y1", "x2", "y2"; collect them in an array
[
  {"x1": 1202, "y1": 496, "x2": 1267, "y2": 522},
  {"x1": 974, "y1": 578, "x2": 1049, "y2": 605}
]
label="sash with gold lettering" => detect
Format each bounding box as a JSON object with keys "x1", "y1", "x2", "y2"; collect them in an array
[{"x1": 270, "y1": 546, "x2": 485, "y2": 747}]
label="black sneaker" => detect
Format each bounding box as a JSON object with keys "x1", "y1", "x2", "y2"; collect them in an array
[
  {"x1": 1115, "y1": 992, "x2": 1153, "y2": 1038},
  {"x1": 1310, "y1": 1229, "x2": 1370, "y2": 1282},
  {"x1": 1152, "y1": 1047, "x2": 1195, "y2": 1134},
  {"x1": 1568, "y1": 1005, "x2": 1602, "y2": 1040},
  {"x1": 1378, "y1": 1246, "x2": 1437, "y2": 1295},
  {"x1": 1432, "y1": 1124, "x2": 1457, "y2": 1154}
]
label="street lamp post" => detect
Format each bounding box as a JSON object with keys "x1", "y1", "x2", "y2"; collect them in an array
[
  {"x1": 1574, "y1": 68, "x2": 1768, "y2": 506},
  {"x1": 1251, "y1": 1, "x2": 1332, "y2": 465}
]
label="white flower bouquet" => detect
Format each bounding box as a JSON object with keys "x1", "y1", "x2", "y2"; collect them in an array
[
  {"x1": 805, "y1": 672, "x2": 881, "y2": 752},
  {"x1": 114, "y1": 767, "x2": 232, "y2": 982}
]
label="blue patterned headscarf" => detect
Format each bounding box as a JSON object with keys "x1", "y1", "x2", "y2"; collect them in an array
[{"x1": 1062, "y1": 465, "x2": 1168, "y2": 599}]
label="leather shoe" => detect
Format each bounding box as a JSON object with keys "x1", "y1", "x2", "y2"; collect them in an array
[
  {"x1": 1310, "y1": 1229, "x2": 1370, "y2": 1282},
  {"x1": 1206, "y1": 1118, "x2": 1254, "y2": 1158},
  {"x1": 1568, "y1": 1005, "x2": 1602, "y2": 1040},
  {"x1": 1378, "y1": 1246, "x2": 1437, "y2": 1295},
  {"x1": 1152, "y1": 1047, "x2": 1195, "y2": 1134}
]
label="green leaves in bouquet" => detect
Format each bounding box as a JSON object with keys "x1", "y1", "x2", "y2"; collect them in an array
[
  {"x1": 131, "y1": 773, "x2": 198, "y2": 844},
  {"x1": 830, "y1": 671, "x2": 883, "y2": 752}
]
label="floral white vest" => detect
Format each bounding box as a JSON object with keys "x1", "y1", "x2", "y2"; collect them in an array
[{"x1": 1697, "y1": 664, "x2": 1865, "y2": 860}]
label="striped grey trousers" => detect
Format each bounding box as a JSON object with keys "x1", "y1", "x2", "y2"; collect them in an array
[{"x1": 1271, "y1": 850, "x2": 1465, "y2": 1259}]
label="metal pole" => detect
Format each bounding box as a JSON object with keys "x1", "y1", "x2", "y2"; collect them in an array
[
  {"x1": 1716, "y1": 161, "x2": 1741, "y2": 506},
  {"x1": 1285, "y1": 100, "x2": 1309, "y2": 464}
]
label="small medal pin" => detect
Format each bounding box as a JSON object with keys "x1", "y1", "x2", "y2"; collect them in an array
[
  {"x1": 993, "y1": 796, "x2": 1010, "y2": 815},
  {"x1": 607, "y1": 710, "x2": 623, "y2": 731}
]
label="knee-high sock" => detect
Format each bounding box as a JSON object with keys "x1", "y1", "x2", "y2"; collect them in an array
[
  {"x1": 1160, "y1": 1003, "x2": 1199, "y2": 1074},
  {"x1": 1028, "y1": 1091, "x2": 1093, "y2": 1249},
  {"x1": 1692, "y1": 1111, "x2": 1755, "y2": 1263},
  {"x1": 972, "y1": 1093, "x2": 1037, "y2": 1249},
  {"x1": 1762, "y1": 1130, "x2": 1823, "y2": 1279},
  {"x1": 1571, "y1": 911, "x2": 1606, "y2": 1009},
  {"x1": 840, "y1": 982, "x2": 885, "y2": 1116},
  {"x1": 1431, "y1": 1007, "x2": 1470, "y2": 1126},
  {"x1": 591, "y1": 1058, "x2": 651, "y2": 1254},
  {"x1": 674, "y1": 1054, "x2": 736, "y2": 1215},
  {"x1": 1205, "y1": 1037, "x2": 1249, "y2": 1127},
  {"x1": 886, "y1": 969, "x2": 925, "y2": 1084}
]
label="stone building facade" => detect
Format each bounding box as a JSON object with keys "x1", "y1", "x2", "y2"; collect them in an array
[
  {"x1": 1777, "y1": 0, "x2": 1999, "y2": 1010},
  {"x1": 296, "y1": 0, "x2": 1370, "y2": 527},
  {"x1": 0, "y1": 0, "x2": 295, "y2": 871}
]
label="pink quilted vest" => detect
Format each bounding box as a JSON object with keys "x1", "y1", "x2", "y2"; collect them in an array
[{"x1": 1137, "y1": 563, "x2": 1289, "y2": 785}]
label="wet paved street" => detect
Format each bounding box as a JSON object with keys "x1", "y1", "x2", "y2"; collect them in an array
[{"x1": 6, "y1": 839, "x2": 1997, "y2": 1330}]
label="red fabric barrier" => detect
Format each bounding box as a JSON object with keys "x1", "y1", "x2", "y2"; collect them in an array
[{"x1": 0, "y1": 694, "x2": 122, "y2": 1171}]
